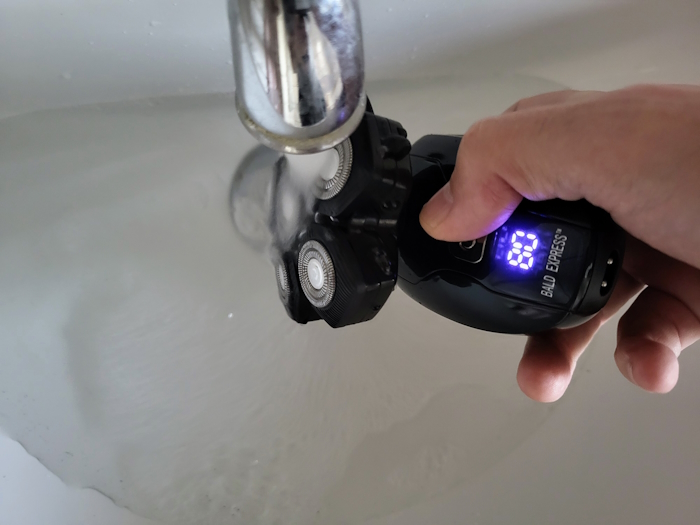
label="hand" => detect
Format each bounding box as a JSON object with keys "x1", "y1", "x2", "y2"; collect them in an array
[{"x1": 419, "y1": 85, "x2": 700, "y2": 402}]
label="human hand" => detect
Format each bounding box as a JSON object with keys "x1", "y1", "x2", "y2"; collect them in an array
[{"x1": 419, "y1": 85, "x2": 700, "y2": 402}]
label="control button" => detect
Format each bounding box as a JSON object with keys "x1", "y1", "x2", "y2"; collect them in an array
[{"x1": 451, "y1": 236, "x2": 488, "y2": 264}]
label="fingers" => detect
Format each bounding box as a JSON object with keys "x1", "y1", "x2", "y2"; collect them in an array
[
  {"x1": 517, "y1": 272, "x2": 644, "y2": 402},
  {"x1": 518, "y1": 238, "x2": 700, "y2": 402},
  {"x1": 526, "y1": 298, "x2": 692, "y2": 399},
  {"x1": 615, "y1": 288, "x2": 700, "y2": 393},
  {"x1": 622, "y1": 237, "x2": 700, "y2": 318},
  {"x1": 518, "y1": 328, "x2": 595, "y2": 404},
  {"x1": 614, "y1": 238, "x2": 700, "y2": 393}
]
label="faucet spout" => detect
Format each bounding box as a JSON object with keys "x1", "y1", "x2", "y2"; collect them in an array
[{"x1": 228, "y1": 0, "x2": 366, "y2": 154}]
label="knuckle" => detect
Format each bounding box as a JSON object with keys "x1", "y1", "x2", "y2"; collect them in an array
[
  {"x1": 462, "y1": 117, "x2": 494, "y2": 149},
  {"x1": 479, "y1": 175, "x2": 516, "y2": 210}
]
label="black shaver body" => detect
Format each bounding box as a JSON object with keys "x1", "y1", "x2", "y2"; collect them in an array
[
  {"x1": 269, "y1": 109, "x2": 625, "y2": 334},
  {"x1": 398, "y1": 135, "x2": 626, "y2": 334}
]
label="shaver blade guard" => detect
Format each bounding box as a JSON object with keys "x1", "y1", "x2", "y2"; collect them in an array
[{"x1": 272, "y1": 109, "x2": 413, "y2": 328}]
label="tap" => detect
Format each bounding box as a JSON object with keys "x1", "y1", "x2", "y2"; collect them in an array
[{"x1": 228, "y1": 0, "x2": 366, "y2": 154}]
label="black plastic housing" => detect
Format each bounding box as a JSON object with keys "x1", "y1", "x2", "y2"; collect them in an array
[
  {"x1": 272, "y1": 109, "x2": 413, "y2": 328},
  {"x1": 299, "y1": 224, "x2": 398, "y2": 328},
  {"x1": 317, "y1": 113, "x2": 412, "y2": 228},
  {"x1": 274, "y1": 250, "x2": 321, "y2": 325},
  {"x1": 398, "y1": 135, "x2": 626, "y2": 334}
]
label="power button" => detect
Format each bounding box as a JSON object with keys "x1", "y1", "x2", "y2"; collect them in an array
[{"x1": 451, "y1": 236, "x2": 488, "y2": 264}]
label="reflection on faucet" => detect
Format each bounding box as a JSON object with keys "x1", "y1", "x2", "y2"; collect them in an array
[
  {"x1": 229, "y1": 145, "x2": 317, "y2": 255},
  {"x1": 228, "y1": 0, "x2": 366, "y2": 154}
]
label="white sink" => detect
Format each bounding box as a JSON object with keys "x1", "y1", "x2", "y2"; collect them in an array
[{"x1": 1, "y1": 1, "x2": 700, "y2": 524}]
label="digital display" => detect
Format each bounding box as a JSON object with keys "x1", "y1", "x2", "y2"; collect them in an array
[
  {"x1": 506, "y1": 230, "x2": 540, "y2": 271},
  {"x1": 483, "y1": 216, "x2": 591, "y2": 308},
  {"x1": 492, "y1": 223, "x2": 553, "y2": 276}
]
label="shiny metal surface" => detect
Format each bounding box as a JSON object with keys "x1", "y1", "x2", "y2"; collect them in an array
[
  {"x1": 298, "y1": 240, "x2": 336, "y2": 307},
  {"x1": 228, "y1": 0, "x2": 366, "y2": 153},
  {"x1": 316, "y1": 139, "x2": 353, "y2": 200}
]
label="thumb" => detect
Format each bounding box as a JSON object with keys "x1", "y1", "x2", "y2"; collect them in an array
[
  {"x1": 419, "y1": 111, "x2": 582, "y2": 242},
  {"x1": 418, "y1": 152, "x2": 522, "y2": 242}
]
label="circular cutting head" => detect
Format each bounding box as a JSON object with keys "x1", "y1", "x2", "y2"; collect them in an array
[
  {"x1": 315, "y1": 139, "x2": 353, "y2": 201},
  {"x1": 298, "y1": 240, "x2": 336, "y2": 308},
  {"x1": 276, "y1": 261, "x2": 290, "y2": 299}
]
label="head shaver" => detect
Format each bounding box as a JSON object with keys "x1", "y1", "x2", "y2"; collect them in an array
[{"x1": 270, "y1": 105, "x2": 625, "y2": 334}]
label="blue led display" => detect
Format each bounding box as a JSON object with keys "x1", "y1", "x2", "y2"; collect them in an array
[{"x1": 506, "y1": 230, "x2": 539, "y2": 271}]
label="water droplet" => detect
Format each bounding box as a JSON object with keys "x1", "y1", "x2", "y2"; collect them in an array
[
  {"x1": 424, "y1": 13, "x2": 429, "y2": 18},
  {"x1": 226, "y1": 59, "x2": 233, "y2": 65},
  {"x1": 228, "y1": 313, "x2": 233, "y2": 319},
  {"x1": 387, "y1": 7, "x2": 393, "y2": 12},
  {"x1": 60, "y1": 72, "x2": 72, "y2": 80},
  {"x1": 150, "y1": 20, "x2": 162, "y2": 27},
  {"x1": 89, "y1": 41, "x2": 95, "y2": 46},
  {"x1": 149, "y1": 32, "x2": 154, "y2": 36},
  {"x1": 122, "y1": 30, "x2": 128, "y2": 35}
]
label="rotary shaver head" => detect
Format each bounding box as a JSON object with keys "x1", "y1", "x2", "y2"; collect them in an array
[
  {"x1": 271, "y1": 106, "x2": 413, "y2": 328},
  {"x1": 274, "y1": 249, "x2": 321, "y2": 325},
  {"x1": 293, "y1": 225, "x2": 398, "y2": 328}
]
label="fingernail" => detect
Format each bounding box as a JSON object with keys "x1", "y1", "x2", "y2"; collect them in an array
[
  {"x1": 626, "y1": 360, "x2": 638, "y2": 386},
  {"x1": 618, "y1": 352, "x2": 638, "y2": 386},
  {"x1": 420, "y1": 183, "x2": 454, "y2": 232}
]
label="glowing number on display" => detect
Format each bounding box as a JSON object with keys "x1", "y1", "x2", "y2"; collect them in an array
[{"x1": 506, "y1": 230, "x2": 539, "y2": 271}]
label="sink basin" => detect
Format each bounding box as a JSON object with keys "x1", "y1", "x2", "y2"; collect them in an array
[{"x1": 1, "y1": 1, "x2": 700, "y2": 524}]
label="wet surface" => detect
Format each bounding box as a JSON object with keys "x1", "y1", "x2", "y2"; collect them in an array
[
  {"x1": 319, "y1": 384, "x2": 553, "y2": 524},
  {"x1": 2, "y1": 74, "x2": 699, "y2": 525}
]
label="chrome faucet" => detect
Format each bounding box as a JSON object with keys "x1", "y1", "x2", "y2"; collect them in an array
[{"x1": 228, "y1": 0, "x2": 366, "y2": 154}]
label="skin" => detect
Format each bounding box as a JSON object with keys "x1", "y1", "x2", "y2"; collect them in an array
[{"x1": 419, "y1": 84, "x2": 700, "y2": 402}]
